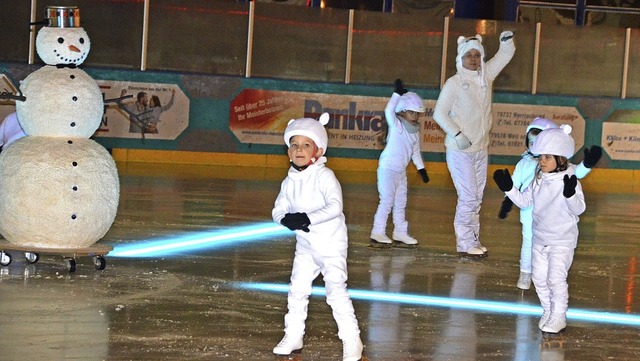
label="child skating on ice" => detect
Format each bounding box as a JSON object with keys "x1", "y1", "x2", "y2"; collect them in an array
[
  {"x1": 498, "y1": 117, "x2": 601, "y2": 290},
  {"x1": 370, "y1": 79, "x2": 429, "y2": 248},
  {"x1": 493, "y1": 124, "x2": 586, "y2": 333},
  {"x1": 272, "y1": 113, "x2": 364, "y2": 361}
]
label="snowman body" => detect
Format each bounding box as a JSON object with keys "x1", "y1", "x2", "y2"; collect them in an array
[{"x1": 0, "y1": 20, "x2": 119, "y2": 249}]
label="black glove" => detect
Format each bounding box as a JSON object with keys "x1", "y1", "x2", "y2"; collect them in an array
[
  {"x1": 281, "y1": 212, "x2": 310, "y2": 232},
  {"x1": 563, "y1": 174, "x2": 577, "y2": 198},
  {"x1": 493, "y1": 169, "x2": 514, "y2": 192},
  {"x1": 418, "y1": 168, "x2": 429, "y2": 183},
  {"x1": 394, "y1": 79, "x2": 407, "y2": 95},
  {"x1": 498, "y1": 196, "x2": 513, "y2": 219},
  {"x1": 583, "y1": 145, "x2": 602, "y2": 168}
]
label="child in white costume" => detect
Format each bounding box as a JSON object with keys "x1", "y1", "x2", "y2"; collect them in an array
[
  {"x1": 0, "y1": 112, "x2": 27, "y2": 150},
  {"x1": 493, "y1": 124, "x2": 586, "y2": 334},
  {"x1": 498, "y1": 117, "x2": 600, "y2": 290},
  {"x1": 433, "y1": 31, "x2": 515, "y2": 257},
  {"x1": 272, "y1": 113, "x2": 364, "y2": 361},
  {"x1": 370, "y1": 79, "x2": 429, "y2": 247}
]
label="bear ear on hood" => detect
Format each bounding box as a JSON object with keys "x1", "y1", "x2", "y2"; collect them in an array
[
  {"x1": 457, "y1": 36, "x2": 466, "y2": 45},
  {"x1": 475, "y1": 34, "x2": 483, "y2": 43}
]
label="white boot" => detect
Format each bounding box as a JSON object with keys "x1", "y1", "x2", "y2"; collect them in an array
[
  {"x1": 392, "y1": 232, "x2": 418, "y2": 246},
  {"x1": 541, "y1": 313, "x2": 567, "y2": 333},
  {"x1": 538, "y1": 310, "x2": 550, "y2": 329},
  {"x1": 342, "y1": 336, "x2": 363, "y2": 361},
  {"x1": 478, "y1": 243, "x2": 488, "y2": 253},
  {"x1": 273, "y1": 334, "x2": 303, "y2": 355},
  {"x1": 370, "y1": 233, "x2": 392, "y2": 247},
  {"x1": 517, "y1": 272, "x2": 532, "y2": 290},
  {"x1": 458, "y1": 246, "x2": 486, "y2": 258}
]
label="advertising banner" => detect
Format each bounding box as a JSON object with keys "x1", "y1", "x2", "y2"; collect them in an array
[
  {"x1": 602, "y1": 110, "x2": 640, "y2": 161},
  {"x1": 230, "y1": 89, "x2": 586, "y2": 156}
]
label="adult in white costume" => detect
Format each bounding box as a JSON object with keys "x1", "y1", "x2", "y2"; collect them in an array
[
  {"x1": 433, "y1": 31, "x2": 515, "y2": 256},
  {"x1": 494, "y1": 125, "x2": 586, "y2": 334},
  {"x1": 272, "y1": 113, "x2": 363, "y2": 361}
]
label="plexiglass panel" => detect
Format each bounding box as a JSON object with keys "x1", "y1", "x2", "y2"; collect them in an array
[
  {"x1": 446, "y1": 18, "x2": 532, "y2": 93},
  {"x1": 147, "y1": 1, "x2": 248, "y2": 75},
  {"x1": 517, "y1": 6, "x2": 576, "y2": 25},
  {"x1": 624, "y1": 28, "x2": 640, "y2": 98},
  {"x1": 585, "y1": 10, "x2": 640, "y2": 28},
  {"x1": 537, "y1": 24, "x2": 625, "y2": 97},
  {"x1": 33, "y1": 0, "x2": 144, "y2": 69},
  {"x1": 349, "y1": 11, "x2": 443, "y2": 88},
  {"x1": 0, "y1": 0, "x2": 31, "y2": 62},
  {"x1": 251, "y1": 3, "x2": 349, "y2": 82}
]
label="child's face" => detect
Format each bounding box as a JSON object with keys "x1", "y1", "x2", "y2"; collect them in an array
[
  {"x1": 462, "y1": 49, "x2": 482, "y2": 71},
  {"x1": 538, "y1": 154, "x2": 558, "y2": 173},
  {"x1": 288, "y1": 135, "x2": 322, "y2": 168},
  {"x1": 401, "y1": 110, "x2": 422, "y2": 125}
]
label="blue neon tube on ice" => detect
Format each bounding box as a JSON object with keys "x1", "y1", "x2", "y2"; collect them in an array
[
  {"x1": 239, "y1": 282, "x2": 640, "y2": 327},
  {"x1": 110, "y1": 222, "x2": 290, "y2": 257}
]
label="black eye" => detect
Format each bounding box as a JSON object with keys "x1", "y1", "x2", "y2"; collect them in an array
[
  {"x1": 79, "y1": 38, "x2": 85, "y2": 44},
  {"x1": 57, "y1": 37, "x2": 64, "y2": 44}
]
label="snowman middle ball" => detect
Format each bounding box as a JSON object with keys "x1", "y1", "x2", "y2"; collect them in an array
[
  {"x1": 0, "y1": 137, "x2": 119, "y2": 248},
  {"x1": 16, "y1": 66, "x2": 104, "y2": 137}
]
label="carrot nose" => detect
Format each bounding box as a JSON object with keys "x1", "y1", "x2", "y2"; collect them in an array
[{"x1": 69, "y1": 45, "x2": 80, "y2": 52}]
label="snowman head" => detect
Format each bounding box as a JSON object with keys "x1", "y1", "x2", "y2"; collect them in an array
[{"x1": 36, "y1": 27, "x2": 91, "y2": 66}]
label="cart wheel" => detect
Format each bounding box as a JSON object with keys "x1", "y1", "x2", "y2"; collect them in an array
[
  {"x1": 0, "y1": 252, "x2": 11, "y2": 266},
  {"x1": 65, "y1": 258, "x2": 77, "y2": 273},
  {"x1": 25, "y1": 252, "x2": 39, "y2": 264},
  {"x1": 93, "y1": 256, "x2": 106, "y2": 271}
]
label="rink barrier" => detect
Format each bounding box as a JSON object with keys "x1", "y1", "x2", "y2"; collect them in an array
[{"x1": 111, "y1": 148, "x2": 640, "y2": 193}]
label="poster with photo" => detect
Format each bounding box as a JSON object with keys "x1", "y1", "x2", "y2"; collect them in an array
[{"x1": 95, "y1": 80, "x2": 189, "y2": 140}]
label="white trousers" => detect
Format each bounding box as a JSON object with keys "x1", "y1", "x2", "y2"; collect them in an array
[
  {"x1": 531, "y1": 244, "x2": 575, "y2": 315},
  {"x1": 446, "y1": 149, "x2": 488, "y2": 252},
  {"x1": 283, "y1": 248, "x2": 360, "y2": 341},
  {"x1": 371, "y1": 167, "x2": 409, "y2": 235},
  {"x1": 519, "y1": 207, "x2": 534, "y2": 273}
]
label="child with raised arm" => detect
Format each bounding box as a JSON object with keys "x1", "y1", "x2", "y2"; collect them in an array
[
  {"x1": 498, "y1": 117, "x2": 601, "y2": 290},
  {"x1": 370, "y1": 79, "x2": 429, "y2": 248},
  {"x1": 272, "y1": 113, "x2": 364, "y2": 361},
  {"x1": 493, "y1": 124, "x2": 586, "y2": 334}
]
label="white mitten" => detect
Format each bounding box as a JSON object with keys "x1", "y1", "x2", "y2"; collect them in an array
[
  {"x1": 454, "y1": 131, "x2": 472, "y2": 150},
  {"x1": 500, "y1": 30, "x2": 514, "y2": 42}
]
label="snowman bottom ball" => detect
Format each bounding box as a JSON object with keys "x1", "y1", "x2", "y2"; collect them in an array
[{"x1": 0, "y1": 137, "x2": 119, "y2": 249}]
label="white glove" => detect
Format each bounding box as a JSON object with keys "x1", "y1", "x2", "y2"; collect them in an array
[
  {"x1": 454, "y1": 131, "x2": 472, "y2": 150},
  {"x1": 500, "y1": 30, "x2": 514, "y2": 42}
]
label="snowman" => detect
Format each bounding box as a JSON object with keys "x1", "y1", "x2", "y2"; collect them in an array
[{"x1": 0, "y1": 6, "x2": 119, "y2": 249}]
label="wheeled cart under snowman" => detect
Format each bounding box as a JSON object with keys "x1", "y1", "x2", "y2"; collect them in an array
[{"x1": 0, "y1": 239, "x2": 112, "y2": 272}]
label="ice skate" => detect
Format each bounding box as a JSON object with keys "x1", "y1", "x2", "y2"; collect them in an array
[
  {"x1": 342, "y1": 336, "x2": 364, "y2": 361},
  {"x1": 369, "y1": 233, "x2": 392, "y2": 248},
  {"x1": 478, "y1": 243, "x2": 488, "y2": 254},
  {"x1": 458, "y1": 246, "x2": 487, "y2": 258},
  {"x1": 541, "y1": 313, "x2": 566, "y2": 348},
  {"x1": 391, "y1": 232, "x2": 418, "y2": 248},
  {"x1": 541, "y1": 313, "x2": 567, "y2": 334},
  {"x1": 273, "y1": 334, "x2": 303, "y2": 359},
  {"x1": 538, "y1": 310, "x2": 550, "y2": 329},
  {"x1": 517, "y1": 272, "x2": 532, "y2": 290}
]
